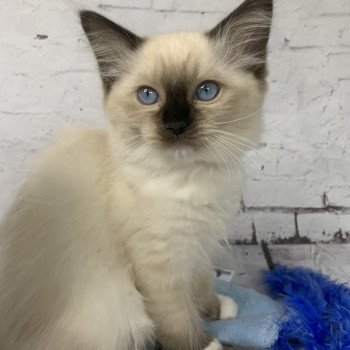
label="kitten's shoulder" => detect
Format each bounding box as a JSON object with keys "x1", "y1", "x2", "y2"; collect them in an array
[
  {"x1": 48, "y1": 127, "x2": 108, "y2": 155},
  {"x1": 23, "y1": 127, "x2": 112, "y2": 199},
  {"x1": 34, "y1": 127, "x2": 109, "y2": 170}
]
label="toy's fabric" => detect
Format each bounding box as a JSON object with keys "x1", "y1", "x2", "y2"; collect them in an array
[{"x1": 204, "y1": 280, "x2": 283, "y2": 349}]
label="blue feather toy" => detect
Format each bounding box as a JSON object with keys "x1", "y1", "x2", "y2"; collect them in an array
[
  {"x1": 265, "y1": 265, "x2": 350, "y2": 350},
  {"x1": 207, "y1": 265, "x2": 350, "y2": 349}
]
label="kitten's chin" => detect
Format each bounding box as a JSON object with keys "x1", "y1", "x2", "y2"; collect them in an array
[
  {"x1": 171, "y1": 143, "x2": 197, "y2": 159},
  {"x1": 167, "y1": 139, "x2": 197, "y2": 149},
  {"x1": 143, "y1": 136, "x2": 206, "y2": 162},
  {"x1": 159, "y1": 135, "x2": 203, "y2": 150},
  {"x1": 160, "y1": 139, "x2": 215, "y2": 164}
]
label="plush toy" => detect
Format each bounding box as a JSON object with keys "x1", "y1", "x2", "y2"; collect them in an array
[
  {"x1": 205, "y1": 279, "x2": 282, "y2": 349},
  {"x1": 149, "y1": 265, "x2": 350, "y2": 349},
  {"x1": 208, "y1": 265, "x2": 350, "y2": 349}
]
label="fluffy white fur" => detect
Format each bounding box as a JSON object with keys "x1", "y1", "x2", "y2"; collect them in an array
[
  {"x1": 0, "y1": 0, "x2": 272, "y2": 349},
  {"x1": 0, "y1": 126, "x2": 239, "y2": 350}
]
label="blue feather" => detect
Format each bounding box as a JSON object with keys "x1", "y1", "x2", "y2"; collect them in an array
[{"x1": 264, "y1": 265, "x2": 350, "y2": 350}]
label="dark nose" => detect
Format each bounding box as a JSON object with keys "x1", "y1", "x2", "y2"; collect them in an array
[{"x1": 164, "y1": 120, "x2": 190, "y2": 136}]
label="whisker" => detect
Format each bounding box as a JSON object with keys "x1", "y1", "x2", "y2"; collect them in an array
[
  {"x1": 211, "y1": 107, "x2": 263, "y2": 125},
  {"x1": 214, "y1": 135, "x2": 260, "y2": 171},
  {"x1": 204, "y1": 137, "x2": 231, "y2": 178},
  {"x1": 122, "y1": 138, "x2": 144, "y2": 152},
  {"x1": 213, "y1": 131, "x2": 273, "y2": 162},
  {"x1": 111, "y1": 140, "x2": 152, "y2": 181},
  {"x1": 210, "y1": 138, "x2": 232, "y2": 180},
  {"x1": 122, "y1": 134, "x2": 143, "y2": 143},
  {"x1": 206, "y1": 128, "x2": 259, "y2": 149},
  {"x1": 209, "y1": 131, "x2": 258, "y2": 153},
  {"x1": 202, "y1": 139, "x2": 223, "y2": 171},
  {"x1": 216, "y1": 130, "x2": 272, "y2": 157},
  {"x1": 203, "y1": 137, "x2": 227, "y2": 175},
  {"x1": 210, "y1": 137, "x2": 246, "y2": 171},
  {"x1": 208, "y1": 137, "x2": 245, "y2": 195},
  {"x1": 108, "y1": 138, "x2": 147, "y2": 182}
]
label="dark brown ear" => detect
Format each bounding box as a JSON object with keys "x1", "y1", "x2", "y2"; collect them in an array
[
  {"x1": 80, "y1": 10, "x2": 144, "y2": 92},
  {"x1": 207, "y1": 0, "x2": 273, "y2": 80}
]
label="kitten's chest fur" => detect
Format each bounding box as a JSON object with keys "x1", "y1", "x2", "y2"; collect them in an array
[
  {"x1": 31, "y1": 129, "x2": 240, "y2": 283},
  {"x1": 110, "y1": 157, "x2": 241, "y2": 277},
  {"x1": 116, "y1": 159, "x2": 239, "y2": 231}
]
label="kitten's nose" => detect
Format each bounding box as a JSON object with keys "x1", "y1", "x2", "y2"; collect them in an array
[{"x1": 164, "y1": 120, "x2": 190, "y2": 136}]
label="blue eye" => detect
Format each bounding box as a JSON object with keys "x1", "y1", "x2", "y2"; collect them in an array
[
  {"x1": 196, "y1": 81, "x2": 219, "y2": 101},
  {"x1": 137, "y1": 86, "x2": 159, "y2": 105}
]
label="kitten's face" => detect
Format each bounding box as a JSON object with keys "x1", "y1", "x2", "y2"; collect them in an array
[
  {"x1": 106, "y1": 32, "x2": 263, "y2": 151},
  {"x1": 80, "y1": 0, "x2": 272, "y2": 165}
]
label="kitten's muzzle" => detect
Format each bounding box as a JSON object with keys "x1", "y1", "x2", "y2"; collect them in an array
[{"x1": 163, "y1": 120, "x2": 191, "y2": 136}]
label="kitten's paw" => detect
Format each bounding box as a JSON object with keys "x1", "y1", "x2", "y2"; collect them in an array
[
  {"x1": 203, "y1": 338, "x2": 223, "y2": 350},
  {"x1": 217, "y1": 294, "x2": 238, "y2": 319}
]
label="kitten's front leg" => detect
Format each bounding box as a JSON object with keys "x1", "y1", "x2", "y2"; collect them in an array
[
  {"x1": 137, "y1": 269, "x2": 221, "y2": 350},
  {"x1": 193, "y1": 271, "x2": 238, "y2": 321},
  {"x1": 193, "y1": 271, "x2": 220, "y2": 320}
]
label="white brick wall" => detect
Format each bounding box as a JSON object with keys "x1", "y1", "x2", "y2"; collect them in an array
[{"x1": 0, "y1": 0, "x2": 349, "y2": 243}]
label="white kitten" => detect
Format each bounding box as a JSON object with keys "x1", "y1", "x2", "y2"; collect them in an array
[{"x1": 0, "y1": 0, "x2": 272, "y2": 349}]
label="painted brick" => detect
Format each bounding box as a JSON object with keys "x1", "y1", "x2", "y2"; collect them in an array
[
  {"x1": 230, "y1": 211, "x2": 255, "y2": 243},
  {"x1": 316, "y1": 0, "x2": 350, "y2": 15},
  {"x1": 252, "y1": 212, "x2": 296, "y2": 242},
  {"x1": 95, "y1": 7, "x2": 223, "y2": 35},
  {"x1": 172, "y1": 0, "x2": 238, "y2": 13},
  {"x1": 152, "y1": 0, "x2": 176, "y2": 12},
  {"x1": 339, "y1": 80, "x2": 350, "y2": 113},
  {"x1": 97, "y1": 0, "x2": 152, "y2": 11},
  {"x1": 327, "y1": 186, "x2": 350, "y2": 208},
  {"x1": 329, "y1": 53, "x2": 350, "y2": 79},
  {"x1": 243, "y1": 177, "x2": 323, "y2": 208},
  {"x1": 289, "y1": 17, "x2": 350, "y2": 48},
  {"x1": 297, "y1": 213, "x2": 341, "y2": 242},
  {"x1": 257, "y1": 147, "x2": 316, "y2": 179},
  {"x1": 339, "y1": 215, "x2": 350, "y2": 235},
  {"x1": 279, "y1": 0, "x2": 350, "y2": 17},
  {"x1": 153, "y1": 0, "x2": 239, "y2": 13}
]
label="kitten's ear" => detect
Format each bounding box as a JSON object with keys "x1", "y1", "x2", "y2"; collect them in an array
[
  {"x1": 207, "y1": 0, "x2": 273, "y2": 79},
  {"x1": 80, "y1": 10, "x2": 144, "y2": 92}
]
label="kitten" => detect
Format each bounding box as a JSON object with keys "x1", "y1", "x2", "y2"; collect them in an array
[{"x1": 0, "y1": 0, "x2": 272, "y2": 349}]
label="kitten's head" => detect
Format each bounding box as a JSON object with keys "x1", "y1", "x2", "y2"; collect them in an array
[{"x1": 80, "y1": 0, "x2": 273, "y2": 167}]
